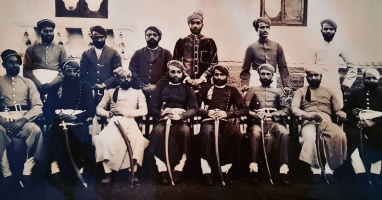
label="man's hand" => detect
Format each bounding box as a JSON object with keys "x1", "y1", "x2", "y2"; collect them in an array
[
  {"x1": 241, "y1": 85, "x2": 249, "y2": 92},
  {"x1": 353, "y1": 108, "x2": 361, "y2": 116},
  {"x1": 185, "y1": 78, "x2": 193, "y2": 85},
  {"x1": 93, "y1": 84, "x2": 105, "y2": 90},
  {"x1": 192, "y1": 78, "x2": 204, "y2": 86},
  {"x1": 142, "y1": 84, "x2": 156, "y2": 93},
  {"x1": 249, "y1": 111, "x2": 261, "y2": 119},
  {"x1": 168, "y1": 113, "x2": 182, "y2": 120},
  {"x1": 59, "y1": 114, "x2": 77, "y2": 122},
  {"x1": 283, "y1": 87, "x2": 293, "y2": 96},
  {"x1": 211, "y1": 110, "x2": 228, "y2": 120},
  {"x1": 306, "y1": 113, "x2": 323, "y2": 123},
  {"x1": 110, "y1": 108, "x2": 124, "y2": 116},
  {"x1": 7, "y1": 118, "x2": 28, "y2": 136},
  {"x1": 357, "y1": 119, "x2": 376, "y2": 129},
  {"x1": 336, "y1": 111, "x2": 347, "y2": 123},
  {"x1": 161, "y1": 108, "x2": 172, "y2": 117}
]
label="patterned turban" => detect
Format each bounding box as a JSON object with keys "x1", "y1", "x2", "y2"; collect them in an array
[
  {"x1": 364, "y1": 68, "x2": 381, "y2": 80},
  {"x1": 320, "y1": 19, "x2": 337, "y2": 31},
  {"x1": 187, "y1": 10, "x2": 204, "y2": 23},
  {"x1": 167, "y1": 60, "x2": 184, "y2": 71},
  {"x1": 213, "y1": 65, "x2": 229, "y2": 76},
  {"x1": 253, "y1": 17, "x2": 271, "y2": 31},
  {"x1": 145, "y1": 26, "x2": 162, "y2": 39},
  {"x1": 37, "y1": 19, "x2": 55, "y2": 30},
  {"x1": 90, "y1": 25, "x2": 107, "y2": 36},
  {"x1": 257, "y1": 63, "x2": 275, "y2": 74},
  {"x1": 61, "y1": 60, "x2": 80, "y2": 71},
  {"x1": 1, "y1": 49, "x2": 22, "y2": 64},
  {"x1": 113, "y1": 67, "x2": 132, "y2": 77}
]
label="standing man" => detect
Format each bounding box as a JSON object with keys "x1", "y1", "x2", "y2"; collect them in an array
[
  {"x1": 244, "y1": 64, "x2": 290, "y2": 185},
  {"x1": 197, "y1": 65, "x2": 248, "y2": 185},
  {"x1": 173, "y1": 10, "x2": 218, "y2": 87},
  {"x1": 44, "y1": 60, "x2": 95, "y2": 187},
  {"x1": 80, "y1": 25, "x2": 122, "y2": 94},
  {"x1": 240, "y1": 17, "x2": 291, "y2": 93},
  {"x1": 23, "y1": 19, "x2": 68, "y2": 97},
  {"x1": 310, "y1": 19, "x2": 358, "y2": 107},
  {"x1": 148, "y1": 60, "x2": 197, "y2": 185},
  {"x1": 343, "y1": 68, "x2": 382, "y2": 185},
  {"x1": 0, "y1": 49, "x2": 45, "y2": 186},
  {"x1": 93, "y1": 67, "x2": 149, "y2": 184},
  {"x1": 291, "y1": 66, "x2": 347, "y2": 184},
  {"x1": 129, "y1": 26, "x2": 172, "y2": 99}
]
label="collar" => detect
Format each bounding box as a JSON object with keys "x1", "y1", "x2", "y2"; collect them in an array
[
  {"x1": 146, "y1": 46, "x2": 159, "y2": 50},
  {"x1": 214, "y1": 85, "x2": 226, "y2": 88},
  {"x1": 258, "y1": 38, "x2": 269, "y2": 44},
  {"x1": 169, "y1": 82, "x2": 181, "y2": 85},
  {"x1": 94, "y1": 47, "x2": 103, "y2": 51},
  {"x1": 5, "y1": 74, "x2": 18, "y2": 79},
  {"x1": 190, "y1": 34, "x2": 202, "y2": 38}
]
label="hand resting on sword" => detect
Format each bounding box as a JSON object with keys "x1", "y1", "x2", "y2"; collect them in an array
[{"x1": 207, "y1": 110, "x2": 227, "y2": 120}]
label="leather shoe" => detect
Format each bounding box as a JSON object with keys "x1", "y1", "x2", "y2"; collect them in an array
[
  {"x1": 326, "y1": 174, "x2": 338, "y2": 184},
  {"x1": 50, "y1": 173, "x2": 65, "y2": 187},
  {"x1": 371, "y1": 174, "x2": 381, "y2": 186},
  {"x1": 158, "y1": 171, "x2": 169, "y2": 185},
  {"x1": 101, "y1": 173, "x2": 113, "y2": 184},
  {"x1": 223, "y1": 173, "x2": 234, "y2": 185},
  {"x1": 280, "y1": 173, "x2": 290, "y2": 186},
  {"x1": 173, "y1": 171, "x2": 182, "y2": 184},
  {"x1": 203, "y1": 174, "x2": 213, "y2": 186},
  {"x1": 312, "y1": 174, "x2": 321, "y2": 184},
  {"x1": 248, "y1": 172, "x2": 258, "y2": 185}
]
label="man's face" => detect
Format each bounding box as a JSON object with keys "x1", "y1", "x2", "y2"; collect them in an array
[
  {"x1": 364, "y1": 72, "x2": 379, "y2": 89},
  {"x1": 306, "y1": 71, "x2": 322, "y2": 88},
  {"x1": 40, "y1": 27, "x2": 54, "y2": 44},
  {"x1": 168, "y1": 65, "x2": 183, "y2": 84},
  {"x1": 188, "y1": 19, "x2": 204, "y2": 35},
  {"x1": 259, "y1": 69, "x2": 273, "y2": 87},
  {"x1": 213, "y1": 69, "x2": 228, "y2": 86},
  {"x1": 145, "y1": 30, "x2": 160, "y2": 48},
  {"x1": 119, "y1": 73, "x2": 132, "y2": 90},
  {"x1": 257, "y1": 22, "x2": 270, "y2": 39},
  {"x1": 91, "y1": 31, "x2": 106, "y2": 49},
  {"x1": 321, "y1": 23, "x2": 336, "y2": 42},
  {"x1": 64, "y1": 66, "x2": 79, "y2": 81},
  {"x1": 2, "y1": 56, "x2": 20, "y2": 77}
]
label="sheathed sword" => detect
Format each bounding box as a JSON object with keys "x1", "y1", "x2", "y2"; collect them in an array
[
  {"x1": 59, "y1": 120, "x2": 88, "y2": 188},
  {"x1": 114, "y1": 119, "x2": 135, "y2": 187},
  {"x1": 260, "y1": 118, "x2": 273, "y2": 185},
  {"x1": 315, "y1": 122, "x2": 329, "y2": 184},
  {"x1": 165, "y1": 118, "x2": 174, "y2": 185},
  {"x1": 214, "y1": 117, "x2": 225, "y2": 185}
]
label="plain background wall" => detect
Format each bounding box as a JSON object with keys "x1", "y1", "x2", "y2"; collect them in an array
[{"x1": 0, "y1": 0, "x2": 381, "y2": 75}]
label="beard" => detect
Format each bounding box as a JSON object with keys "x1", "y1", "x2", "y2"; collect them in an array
[
  {"x1": 190, "y1": 28, "x2": 201, "y2": 35},
  {"x1": 146, "y1": 39, "x2": 159, "y2": 49},
  {"x1": 169, "y1": 76, "x2": 181, "y2": 84},
  {"x1": 214, "y1": 78, "x2": 227, "y2": 86},
  {"x1": 6, "y1": 67, "x2": 20, "y2": 77},
  {"x1": 93, "y1": 40, "x2": 105, "y2": 49},
  {"x1": 365, "y1": 82, "x2": 379, "y2": 90},
  {"x1": 41, "y1": 35, "x2": 54, "y2": 44},
  {"x1": 307, "y1": 79, "x2": 321, "y2": 88},
  {"x1": 260, "y1": 78, "x2": 272, "y2": 86},
  {"x1": 120, "y1": 81, "x2": 131, "y2": 90},
  {"x1": 322, "y1": 32, "x2": 335, "y2": 42},
  {"x1": 64, "y1": 75, "x2": 79, "y2": 81}
]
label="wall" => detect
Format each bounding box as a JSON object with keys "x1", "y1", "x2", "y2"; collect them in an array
[{"x1": 0, "y1": 0, "x2": 381, "y2": 75}]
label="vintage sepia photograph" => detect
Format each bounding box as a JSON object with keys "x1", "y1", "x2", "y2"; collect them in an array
[{"x1": 0, "y1": 0, "x2": 381, "y2": 199}]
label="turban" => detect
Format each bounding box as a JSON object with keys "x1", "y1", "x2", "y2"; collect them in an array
[
  {"x1": 364, "y1": 68, "x2": 381, "y2": 80},
  {"x1": 320, "y1": 19, "x2": 337, "y2": 31},
  {"x1": 113, "y1": 67, "x2": 132, "y2": 77},
  {"x1": 145, "y1": 26, "x2": 162, "y2": 39},
  {"x1": 37, "y1": 19, "x2": 55, "y2": 30},
  {"x1": 61, "y1": 60, "x2": 80, "y2": 71},
  {"x1": 257, "y1": 63, "x2": 275, "y2": 74},
  {"x1": 167, "y1": 60, "x2": 184, "y2": 71},
  {"x1": 187, "y1": 10, "x2": 204, "y2": 23},
  {"x1": 90, "y1": 25, "x2": 107, "y2": 36},
  {"x1": 253, "y1": 17, "x2": 271, "y2": 30},
  {"x1": 1, "y1": 49, "x2": 22, "y2": 64},
  {"x1": 305, "y1": 65, "x2": 323, "y2": 74},
  {"x1": 213, "y1": 65, "x2": 229, "y2": 76}
]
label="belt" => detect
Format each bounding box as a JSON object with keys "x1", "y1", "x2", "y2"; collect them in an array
[{"x1": 0, "y1": 105, "x2": 29, "y2": 112}]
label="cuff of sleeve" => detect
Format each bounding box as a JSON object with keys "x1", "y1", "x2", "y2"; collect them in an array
[{"x1": 102, "y1": 83, "x2": 107, "y2": 87}]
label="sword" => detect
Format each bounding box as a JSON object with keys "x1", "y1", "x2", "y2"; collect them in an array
[
  {"x1": 315, "y1": 123, "x2": 329, "y2": 184},
  {"x1": 114, "y1": 119, "x2": 135, "y2": 187},
  {"x1": 359, "y1": 127, "x2": 372, "y2": 185},
  {"x1": 260, "y1": 118, "x2": 273, "y2": 185},
  {"x1": 165, "y1": 118, "x2": 174, "y2": 185},
  {"x1": 59, "y1": 120, "x2": 88, "y2": 188},
  {"x1": 214, "y1": 116, "x2": 225, "y2": 186},
  {"x1": 358, "y1": 110, "x2": 374, "y2": 185}
]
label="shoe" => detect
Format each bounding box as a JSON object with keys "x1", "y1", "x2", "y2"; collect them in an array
[
  {"x1": 158, "y1": 171, "x2": 169, "y2": 185},
  {"x1": 326, "y1": 174, "x2": 338, "y2": 184},
  {"x1": 280, "y1": 173, "x2": 290, "y2": 186},
  {"x1": 3, "y1": 176, "x2": 18, "y2": 187},
  {"x1": 100, "y1": 173, "x2": 113, "y2": 184},
  {"x1": 50, "y1": 173, "x2": 65, "y2": 187},
  {"x1": 354, "y1": 173, "x2": 369, "y2": 185},
  {"x1": 223, "y1": 173, "x2": 234, "y2": 185},
  {"x1": 203, "y1": 174, "x2": 213, "y2": 186},
  {"x1": 248, "y1": 172, "x2": 258, "y2": 185},
  {"x1": 22, "y1": 175, "x2": 32, "y2": 187},
  {"x1": 173, "y1": 171, "x2": 182, "y2": 184},
  {"x1": 312, "y1": 174, "x2": 321, "y2": 184},
  {"x1": 371, "y1": 174, "x2": 381, "y2": 186}
]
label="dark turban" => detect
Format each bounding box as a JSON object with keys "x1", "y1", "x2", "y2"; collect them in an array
[
  {"x1": 1, "y1": 49, "x2": 22, "y2": 64},
  {"x1": 320, "y1": 19, "x2": 337, "y2": 31},
  {"x1": 61, "y1": 60, "x2": 80, "y2": 71},
  {"x1": 145, "y1": 26, "x2": 162, "y2": 39},
  {"x1": 253, "y1": 17, "x2": 271, "y2": 31},
  {"x1": 214, "y1": 65, "x2": 229, "y2": 76},
  {"x1": 37, "y1": 19, "x2": 55, "y2": 31},
  {"x1": 187, "y1": 10, "x2": 204, "y2": 23},
  {"x1": 90, "y1": 25, "x2": 107, "y2": 36},
  {"x1": 167, "y1": 60, "x2": 184, "y2": 71},
  {"x1": 257, "y1": 63, "x2": 275, "y2": 74}
]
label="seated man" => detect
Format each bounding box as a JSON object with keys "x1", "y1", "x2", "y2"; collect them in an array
[
  {"x1": 343, "y1": 68, "x2": 382, "y2": 185},
  {"x1": 197, "y1": 65, "x2": 248, "y2": 185},
  {"x1": 244, "y1": 64, "x2": 291, "y2": 186},
  {"x1": 93, "y1": 67, "x2": 149, "y2": 184},
  {"x1": 148, "y1": 60, "x2": 197, "y2": 185},
  {"x1": 291, "y1": 65, "x2": 347, "y2": 184},
  {"x1": 44, "y1": 60, "x2": 95, "y2": 187},
  {"x1": 0, "y1": 49, "x2": 44, "y2": 186}
]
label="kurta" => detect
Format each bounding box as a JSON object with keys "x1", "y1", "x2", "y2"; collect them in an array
[
  {"x1": 244, "y1": 86, "x2": 290, "y2": 165},
  {"x1": 291, "y1": 86, "x2": 347, "y2": 170},
  {"x1": 343, "y1": 87, "x2": 382, "y2": 163},
  {"x1": 80, "y1": 45, "x2": 122, "y2": 89},
  {"x1": 93, "y1": 88, "x2": 149, "y2": 171},
  {"x1": 197, "y1": 84, "x2": 248, "y2": 165},
  {"x1": 240, "y1": 39, "x2": 290, "y2": 88},
  {"x1": 23, "y1": 42, "x2": 67, "y2": 87},
  {"x1": 148, "y1": 83, "x2": 197, "y2": 166},
  {"x1": 0, "y1": 75, "x2": 44, "y2": 162},
  {"x1": 173, "y1": 34, "x2": 218, "y2": 80}
]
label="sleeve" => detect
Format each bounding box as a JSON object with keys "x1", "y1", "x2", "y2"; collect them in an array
[
  {"x1": 197, "y1": 85, "x2": 210, "y2": 117},
  {"x1": 103, "y1": 50, "x2": 122, "y2": 88},
  {"x1": 272, "y1": 89, "x2": 289, "y2": 117},
  {"x1": 276, "y1": 43, "x2": 291, "y2": 88},
  {"x1": 173, "y1": 38, "x2": 183, "y2": 61},
  {"x1": 342, "y1": 90, "x2": 358, "y2": 123},
  {"x1": 75, "y1": 82, "x2": 96, "y2": 122},
  {"x1": 23, "y1": 46, "x2": 43, "y2": 87},
  {"x1": 23, "y1": 80, "x2": 43, "y2": 121},
  {"x1": 226, "y1": 88, "x2": 249, "y2": 118},
  {"x1": 330, "y1": 88, "x2": 343, "y2": 112},
  {"x1": 80, "y1": 51, "x2": 90, "y2": 85},
  {"x1": 123, "y1": 90, "x2": 147, "y2": 118},
  {"x1": 240, "y1": 46, "x2": 253, "y2": 86},
  {"x1": 43, "y1": 85, "x2": 59, "y2": 123},
  {"x1": 148, "y1": 86, "x2": 162, "y2": 117},
  {"x1": 96, "y1": 89, "x2": 111, "y2": 117},
  {"x1": 129, "y1": 50, "x2": 144, "y2": 87},
  {"x1": 200, "y1": 39, "x2": 218, "y2": 81},
  {"x1": 180, "y1": 87, "x2": 198, "y2": 120},
  {"x1": 49, "y1": 46, "x2": 67, "y2": 86},
  {"x1": 291, "y1": 89, "x2": 310, "y2": 118},
  {"x1": 244, "y1": 87, "x2": 256, "y2": 107},
  {"x1": 340, "y1": 49, "x2": 358, "y2": 88}
]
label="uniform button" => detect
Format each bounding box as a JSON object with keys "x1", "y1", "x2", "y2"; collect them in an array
[
  {"x1": 12, "y1": 88, "x2": 15, "y2": 90},
  {"x1": 150, "y1": 64, "x2": 152, "y2": 65},
  {"x1": 367, "y1": 102, "x2": 370, "y2": 105},
  {"x1": 97, "y1": 71, "x2": 99, "y2": 73},
  {"x1": 97, "y1": 79, "x2": 100, "y2": 81},
  {"x1": 46, "y1": 62, "x2": 49, "y2": 64},
  {"x1": 13, "y1": 101, "x2": 16, "y2": 103},
  {"x1": 149, "y1": 76, "x2": 151, "y2": 78},
  {"x1": 366, "y1": 98, "x2": 369, "y2": 101}
]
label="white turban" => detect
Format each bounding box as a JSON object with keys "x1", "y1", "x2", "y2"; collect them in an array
[
  {"x1": 305, "y1": 65, "x2": 323, "y2": 74},
  {"x1": 113, "y1": 67, "x2": 131, "y2": 77},
  {"x1": 364, "y1": 68, "x2": 381, "y2": 80}
]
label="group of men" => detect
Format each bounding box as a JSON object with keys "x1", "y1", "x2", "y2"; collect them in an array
[{"x1": 0, "y1": 10, "x2": 381, "y2": 190}]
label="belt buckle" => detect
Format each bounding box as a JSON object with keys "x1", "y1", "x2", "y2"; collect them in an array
[{"x1": 14, "y1": 104, "x2": 22, "y2": 112}]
